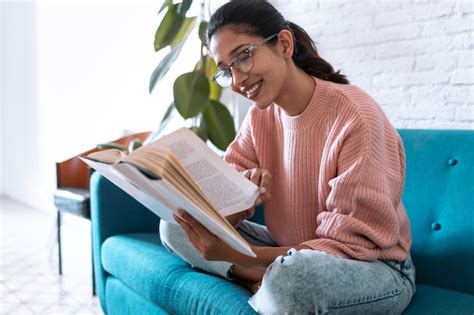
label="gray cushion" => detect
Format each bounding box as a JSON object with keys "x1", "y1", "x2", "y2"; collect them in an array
[{"x1": 54, "y1": 188, "x2": 90, "y2": 218}]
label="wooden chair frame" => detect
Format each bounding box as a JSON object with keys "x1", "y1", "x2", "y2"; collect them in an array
[{"x1": 55, "y1": 131, "x2": 150, "y2": 296}]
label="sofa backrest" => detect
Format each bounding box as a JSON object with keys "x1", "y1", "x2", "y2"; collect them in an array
[{"x1": 398, "y1": 129, "x2": 474, "y2": 295}]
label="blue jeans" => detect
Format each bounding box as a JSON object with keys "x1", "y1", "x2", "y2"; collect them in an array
[{"x1": 160, "y1": 220, "x2": 416, "y2": 314}]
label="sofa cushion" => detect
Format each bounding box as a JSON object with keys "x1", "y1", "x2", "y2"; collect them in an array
[
  {"x1": 403, "y1": 284, "x2": 474, "y2": 314},
  {"x1": 101, "y1": 233, "x2": 256, "y2": 314},
  {"x1": 54, "y1": 187, "x2": 90, "y2": 218},
  {"x1": 106, "y1": 277, "x2": 168, "y2": 315}
]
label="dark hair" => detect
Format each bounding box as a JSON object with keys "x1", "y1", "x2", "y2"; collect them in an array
[{"x1": 207, "y1": 0, "x2": 349, "y2": 84}]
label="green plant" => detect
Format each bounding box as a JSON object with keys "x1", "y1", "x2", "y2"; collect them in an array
[
  {"x1": 97, "y1": 139, "x2": 143, "y2": 153},
  {"x1": 148, "y1": 0, "x2": 236, "y2": 151}
]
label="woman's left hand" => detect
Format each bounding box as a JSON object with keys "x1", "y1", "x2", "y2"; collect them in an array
[{"x1": 173, "y1": 210, "x2": 239, "y2": 262}]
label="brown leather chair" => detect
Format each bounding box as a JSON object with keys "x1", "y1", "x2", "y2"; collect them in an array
[{"x1": 54, "y1": 131, "x2": 150, "y2": 295}]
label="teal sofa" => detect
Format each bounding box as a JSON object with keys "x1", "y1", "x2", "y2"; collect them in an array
[{"x1": 90, "y1": 129, "x2": 474, "y2": 314}]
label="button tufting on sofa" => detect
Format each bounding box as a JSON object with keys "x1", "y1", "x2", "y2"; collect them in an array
[
  {"x1": 430, "y1": 222, "x2": 442, "y2": 231},
  {"x1": 447, "y1": 158, "x2": 458, "y2": 166}
]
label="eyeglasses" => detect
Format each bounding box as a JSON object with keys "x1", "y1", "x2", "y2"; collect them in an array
[{"x1": 211, "y1": 33, "x2": 278, "y2": 88}]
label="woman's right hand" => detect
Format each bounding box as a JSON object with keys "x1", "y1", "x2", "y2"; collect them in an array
[
  {"x1": 241, "y1": 168, "x2": 272, "y2": 206},
  {"x1": 227, "y1": 169, "x2": 272, "y2": 226}
]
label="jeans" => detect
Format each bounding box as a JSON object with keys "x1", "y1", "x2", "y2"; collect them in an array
[{"x1": 159, "y1": 220, "x2": 416, "y2": 314}]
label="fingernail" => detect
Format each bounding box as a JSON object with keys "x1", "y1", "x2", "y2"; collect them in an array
[{"x1": 259, "y1": 187, "x2": 266, "y2": 193}]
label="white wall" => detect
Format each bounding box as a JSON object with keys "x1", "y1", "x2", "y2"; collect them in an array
[
  {"x1": 272, "y1": 0, "x2": 474, "y2": 129},
  {"x1": 0, "y1": 1, "x2": 3, "y2": 197},
  {"x1": 1, "y1": 1, "x2": 202, "y2": 210},
  {"x1": 2, "y1": 1, "x2": 39, "y2": 204}
]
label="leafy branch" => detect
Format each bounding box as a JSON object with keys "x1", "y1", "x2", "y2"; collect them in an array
[{"x1": 149, "y1": 0, "x2": 236, "y2": 151}]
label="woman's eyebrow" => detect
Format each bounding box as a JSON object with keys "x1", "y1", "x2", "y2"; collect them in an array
[
  {"x1": 230, "y1": 43, "x2": 249, "y2": 56},
  {"x1": 217, "y1": 43, "x2": 250, "y2": 68}
]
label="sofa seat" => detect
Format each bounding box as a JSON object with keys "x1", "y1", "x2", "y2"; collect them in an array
[
  {"x1": 101, "y1": 233, "x2": 256, "y2": 314},
  {"x1": 102, "y1": 234, "x2": 474, "y2": 315},
  {"x1": 105, "y1": 277, "x2": 169, "y2": 315},
  {"x1": 403, "y1": 285, "x2": 474, "y2": 314}
]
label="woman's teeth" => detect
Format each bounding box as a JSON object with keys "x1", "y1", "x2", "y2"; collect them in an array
[{"x1": 246, "y1": 81, "x2": 262, "y2": 98}]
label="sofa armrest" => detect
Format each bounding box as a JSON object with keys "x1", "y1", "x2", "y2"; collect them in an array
[{"x1": 90, "y1": 172, "x2": 160, "y2": 310}]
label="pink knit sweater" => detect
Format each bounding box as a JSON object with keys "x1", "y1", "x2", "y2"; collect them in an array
[{"x1": 224, "y1": 77, "x2": 412, "y2": 262}]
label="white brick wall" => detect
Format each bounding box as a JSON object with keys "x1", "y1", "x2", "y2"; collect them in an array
[{"x1": 271, "y1": 0, "x2": 474, "y2": 129}]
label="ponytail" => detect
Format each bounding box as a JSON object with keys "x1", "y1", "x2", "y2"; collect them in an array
[{"x1": 287, "y1": 22, "x2": 349, "y2": 84}]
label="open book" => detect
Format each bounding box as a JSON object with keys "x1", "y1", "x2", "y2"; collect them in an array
[{"x1": 80, "y1": 127, "x2": 259, "y2": 257}]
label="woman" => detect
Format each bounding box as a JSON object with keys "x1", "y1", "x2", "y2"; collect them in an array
[{"x1": 160, "y1": 0, "x2": 416, "y2": 313}]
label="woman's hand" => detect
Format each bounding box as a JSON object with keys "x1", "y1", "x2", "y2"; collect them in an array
[
  {"x1": 225, "y1": 169, "x2": 271, "y2": 224},
  {"x1": 173, "y1": 210, "x2": 240, "y2": 262},
  {"x1": 241, "y1": 168, "x2": 272, "y2": 205},
  {"x1": 175, "y1": 210, "x2": 312, "y2": 267},
  {"x1": 226, "y1": 211, "x2": 247, "y2": 227}
]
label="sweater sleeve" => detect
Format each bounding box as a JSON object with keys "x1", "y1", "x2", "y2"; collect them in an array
[
  {"x1": 302, "y1": 115, "x2": 407, "y2": 261},
  {"x1": 223, "y1": 109, "x2": 260, "y2": 218},
  {"x1": 223, "y1": 108, "x2": 259, "y2": 172}
]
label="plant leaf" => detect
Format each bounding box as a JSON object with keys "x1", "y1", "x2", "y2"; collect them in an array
[
  {"x1": 144, "y1": 102, "x2": 177, "y2": 144},
  {"x1": 189, "y1": 126, "x2": 208, "y2": 142},
  {"x1": 202, "y1": 100, "x2": 236, "y2": 150},
  {"x1": 198, "y1": 21, "x2": 208, "y2": 46},
  {"x1": 96, "y1": 143, "x2": 128, "y2": 151},
  {"x1": 193, "y1": 59, "x2": 204, "y2": 72},
  {"x1": 154, "y1": 4, "x2": 184, "y2": 52},
  {"x1": 173, "y1": 71, "x2": 210, "y2": 119},
  {"x1": 158, "y1": 0, "x2": 173, "y2": 14},
  {"x1": 177, "y1": 0, "x2": 193, "y2": 17},
  {"x1": 209, "y1": 80, "x2": 222, "y2": 101},
  {"x1": 128, "y1": 140, "x2": 143, "y2": 152},
  {"x1": 149, "y1": 42, "x2": 185, "y2": 93},
  {"x1": 194, "y1": 56, "x2": 222, "y2": 100},
  {"x1": 206, "y1": 57, "x2": 222, "y2": 101},
  {"x1": 170, "y1": 16, "x2": 196, "y2": 48},
  {"x1": 158, "y1": 101, "x2": 176, "y2": 132}
]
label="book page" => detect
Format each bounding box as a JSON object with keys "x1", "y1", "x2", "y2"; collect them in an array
[
  {"x1": 153, "y1": 128, "x2": 260, "y2": 216},
  {"x1": 80, "y1": 157, "x2": 176, "y2": 223},
  {"x1": 123, "y1": 153, "x2": 218, "y2": 218},
  {"x1": 86, "y1": 149, "x2": 126, "y2": 164}
]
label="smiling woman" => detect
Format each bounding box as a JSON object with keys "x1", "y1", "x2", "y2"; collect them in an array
[
  {"x1": 206, "y1": 5, "x2": 348, "y2": 117},
  {"x1": 157, "y1": 0, "x2": 417, "y2": 314}
]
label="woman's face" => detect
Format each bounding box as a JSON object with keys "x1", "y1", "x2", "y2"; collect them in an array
[{"x1": 209, "y1": 27, "x2": 289, "y2": 110}]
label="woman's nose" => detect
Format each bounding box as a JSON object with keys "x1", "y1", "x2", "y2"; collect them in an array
[{"x1": 230, "y1": 68, "x2": 248, "y2": 90}]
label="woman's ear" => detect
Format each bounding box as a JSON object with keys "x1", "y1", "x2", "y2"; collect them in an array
[{"x1": 277, "y1": 29, "x2": 294, "y2": 58}]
